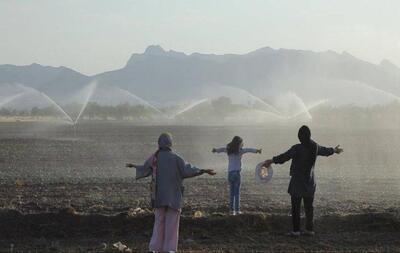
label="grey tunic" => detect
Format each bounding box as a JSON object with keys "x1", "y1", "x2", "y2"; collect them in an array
[
  {"x1": 136, "y1": 149, "x2": 201, "y2": 210},
  {"x1": 273, "y1": 141, "x2": 334, "y2": 197}
]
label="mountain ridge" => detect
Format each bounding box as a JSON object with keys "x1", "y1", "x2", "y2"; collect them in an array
[
  {"x1": 1, "y1": 45, "x2": 400, "y2": 107},
  {"x1": 1, "y1": 45, "x2": 398, "y2": 77}
]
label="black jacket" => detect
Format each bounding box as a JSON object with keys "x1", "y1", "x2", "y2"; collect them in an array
[{"x1": 273, "y1": 141, "x2": 334, "y2": 197}]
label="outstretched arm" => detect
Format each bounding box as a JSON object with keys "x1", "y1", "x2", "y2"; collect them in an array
[
  {"x1": 212, "y1": 147, "x2": 227, "y2": 153},
  {"x1": 126, "y1": 163, "x2": 140, "y2": 168},
  {"x1": 318, "y1": 145, "x2": 343, "y2": 156},
  {"x1": 126, "y1": 155, "x2": 152, "y2": 169},
  {"x1": 177, "y1": 156, "x2": 216, "y2": 178},
  {"x1": 126, "y1": 157, "x2": 153, "y2": 180},
  {"x1": 241, "y1": 148, "x2": 262, "y2": 154},
  {"x1": 265, "y1": 146, "x2": 296, "y2": 167}
]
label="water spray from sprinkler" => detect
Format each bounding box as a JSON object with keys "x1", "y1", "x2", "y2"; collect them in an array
[
  {"x1": 172, "y1": 98, "x2": 209, "y2": 118},
  {"x1": 114, "y1": 86, "x2": 164, "y2": 115}
]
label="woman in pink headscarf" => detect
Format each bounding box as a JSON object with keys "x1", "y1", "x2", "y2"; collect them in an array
[{"x1": 127, "y1": 133, "x2": 215, "y2": 253}]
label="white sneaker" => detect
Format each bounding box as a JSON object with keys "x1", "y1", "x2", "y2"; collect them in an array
[
  {"x1": 236, "y1": 211, "x2": 243, "y2": 215},
  {"x1": 230, "y1": 211, "x2": 236, "y2": 216},
  {"x1": 302, "y1": 230, "x2": 315, "y2": 236},
  {"x1": 287, "y1": 231, "x2": 301, "y2": 237}
]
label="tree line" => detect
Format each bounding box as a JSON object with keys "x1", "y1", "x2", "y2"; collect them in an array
[
  {"x1": 0, "y1": 102, "x2": 159, "y2": 120},
  {"x1": 1, "y1": 99, "x2": 400, "y2": 127}
]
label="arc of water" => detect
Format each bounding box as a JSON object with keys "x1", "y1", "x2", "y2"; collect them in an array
[
  {"x1": 73, "y1": 81, "x2": 97, "y2": 124},
  {"x1": 38, "y1": 92, "x2": 74, "y2": 124},
  {"x1": 307, "y1": 99, "x2": 329, "y2": 110},
  {"x1": 286, "y1": 99, "x2": 328, "y2": 119},
  {"x1": 173, "y1": 98, "x2": 209, "y2": 118},
  {"x1": 286, "y1": 92, "x2": 313, "y2": 119},
  {"x1": 14, "y1": 84, "x2": 74, "y2": 124},
  {"x1": 0, "y1": 92, "x2": 26, "y2": 108},
  {"x1": 251, "y1": 109, "x2": 287, "y2": 120},
  {"x1": 359, "y1": 82, "x2": 400, "y2": 102},
  {"x1": 218, "y1": 85, "x2": 281, "y2": 114},
  {"x1": 115, "y1": 87, "x2": 163, "y2": 114}
]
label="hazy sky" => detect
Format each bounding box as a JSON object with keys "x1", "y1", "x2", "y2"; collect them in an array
[{"x1": 1, "y1": 0, "x2": 399, "y2": 75}]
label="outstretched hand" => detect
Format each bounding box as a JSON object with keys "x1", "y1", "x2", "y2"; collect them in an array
[
  {"x1": 334, "y1": 145, "x2": 343, "y2": 154},
  {"x1": 257, "y1": 149, "x2": 262, "y2": 154},
  {"x1": 201, "y1": 169, "x2": 217, "y2": 176},
  {"x1": 264, "y1": 159, "x2": 273, "y2": 168},
  {"x1": 212, "y1": 148, "x2": 217, "y2": 153}
]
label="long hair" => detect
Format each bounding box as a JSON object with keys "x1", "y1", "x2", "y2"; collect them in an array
[
  {"x1": 298, "y1": 125, "x2": 317, "y2": 165},
  {"x1": 227, "y1": 136, "x2": 243, "y2": 155}
]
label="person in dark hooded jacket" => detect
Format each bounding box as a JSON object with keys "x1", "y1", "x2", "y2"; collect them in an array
[{"x1": 264, "y1": 125, "x2": 343, "y2": 236}]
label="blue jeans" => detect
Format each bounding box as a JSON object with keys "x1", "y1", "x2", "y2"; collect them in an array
[{"x1": 228, "y1": 171, "x2": 241, "y2": 212}]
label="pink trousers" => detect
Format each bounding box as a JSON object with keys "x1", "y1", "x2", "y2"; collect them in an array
[{"x1": 148, "y1": 207, "x2": 181, "y2": 252}]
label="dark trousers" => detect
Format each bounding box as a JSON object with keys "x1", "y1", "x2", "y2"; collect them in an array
[{"x1": 291, "y1": 195, "x2": 314, "y2": 232}]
